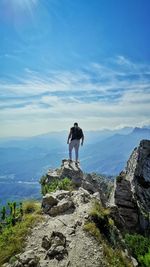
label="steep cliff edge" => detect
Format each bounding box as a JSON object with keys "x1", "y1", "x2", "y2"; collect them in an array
[{"x1": 109, "y1": 139, "x2": 150, "y2": 233}]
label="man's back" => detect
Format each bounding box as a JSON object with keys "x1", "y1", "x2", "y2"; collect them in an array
[{"x1": 71, "y1": 126, "x2": 83, "y2": 141}]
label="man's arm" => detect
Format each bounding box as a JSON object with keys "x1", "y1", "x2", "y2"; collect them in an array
[
  {"x1": 81, "y1": 131, "x2": 84, "y2": 145},
  {"x1": 67, "y1": 128, "x2": 72, "y2": 144}
]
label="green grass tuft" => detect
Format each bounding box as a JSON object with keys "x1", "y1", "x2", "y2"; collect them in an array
[
  {"x1": 84, "y1": 222, "x2": 102, "y2": 241},
  {"x1": 90, "y1": 199, "x2": 110, "y2": 219},
  {"x1": 22, "y1": 200, "x2": 41, "y2": 214}
]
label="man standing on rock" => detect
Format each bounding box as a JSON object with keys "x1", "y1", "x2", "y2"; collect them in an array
[{"x1": 67, "y1": 122, "x2": 84, "y2": 166}]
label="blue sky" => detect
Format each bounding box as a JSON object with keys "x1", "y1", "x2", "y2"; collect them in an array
[{"x1": 0, "y1": 0, "x2": 150, "y2": 137}]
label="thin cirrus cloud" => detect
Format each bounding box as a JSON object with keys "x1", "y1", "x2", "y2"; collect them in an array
[{"x1": 0, "y1": 55, "x2": 150, "y2": 136}]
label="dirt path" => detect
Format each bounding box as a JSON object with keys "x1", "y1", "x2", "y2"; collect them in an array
[{"x1": 23, "y1": 190, "x2": 107, "y2": 267}]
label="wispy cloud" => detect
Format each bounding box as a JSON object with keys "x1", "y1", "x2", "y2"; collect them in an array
[{"x1": 0, "y1": 56, "x2": 150, "y2": 136}]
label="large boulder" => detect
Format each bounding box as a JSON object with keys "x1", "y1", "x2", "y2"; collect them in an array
[
  {"x1": 42, "y1": 190, "x2": 75, "y2": 216},
  {"x1": 49, "y1": 198, "x2": 75, "y2": 216},
  {"x1": 109, "y1": 139, "x2": 150, "y2": 233},
  {"x1": 42, "y1": 231, "x2": 68, "y2": 261},
  {"x1": 42, "y1": 194, "x2": 58, "y2": 213}
]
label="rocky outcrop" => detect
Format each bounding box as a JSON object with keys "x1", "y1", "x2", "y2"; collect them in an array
[
  {"x1": 109, "y1": 139, "x2": 150, "y2": 233},
  {"x1": 46, "y1": 159, "x2": 83, "y2": 187},
  {"x1": 41, "y1": 159, "x2": 111, "y2": 208},
  {"x1": 42, "y1": 159, "x2": 110, "y2": 216}
]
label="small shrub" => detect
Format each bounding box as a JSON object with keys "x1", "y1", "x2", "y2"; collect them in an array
[
  {"x1": 41, "y1": 184, "x2": 49, "y2": 195},
  {"x1": 41, "y1": 177, "x2": 74, "y2": 195},
  {"x1": 124, "y1": 233, "x2": 150, "y2": 266},
  {"x1": 0, "y1": 202, "x2": 24, "y2": 228},
  {"x1": 1, "y1": 206, "x2": 6, "y2": 220},
  {"x1": 139, "y1": 249, "x2": 150, "y2": 267},
  {"x1": 39, "y1": 175, "x2": 47, "y2": 185},
  {"x1": 124, "y1": 233, "x2": 150, "y2": 258},
  {"x1": 47, "y1": 179, "x2": 59, "y2": 192},
  {"x1": 57, "y1": 177, "x2": 74, "y2": 191}
]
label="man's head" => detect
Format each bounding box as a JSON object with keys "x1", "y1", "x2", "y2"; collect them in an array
[{"x1": 74, "y1": 122, "x2": 78, "y2": 128}]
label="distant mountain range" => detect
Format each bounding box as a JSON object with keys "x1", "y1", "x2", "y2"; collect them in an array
[
  {"x1": 80, "y1": 127, "x2": 150, "y2": 174},
  {"x1": 0, "y1": 127, "x2": 134, "y2": 148},
  {"x1": 0, "y1": 126, "x2": 149, "y2": 204}
]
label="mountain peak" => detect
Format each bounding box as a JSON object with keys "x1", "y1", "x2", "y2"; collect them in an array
[{"x1": 132, "y1": 127, "x2": 150, "y2": 134}]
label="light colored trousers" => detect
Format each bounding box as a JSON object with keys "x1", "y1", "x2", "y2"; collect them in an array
[{"x1": 69, "y1": 139, "x2": 80, "y2": 161}]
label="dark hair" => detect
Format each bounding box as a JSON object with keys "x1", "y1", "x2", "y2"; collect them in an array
[{"x1": 74, "y1": 122, "x2": 78, "y2": 126}]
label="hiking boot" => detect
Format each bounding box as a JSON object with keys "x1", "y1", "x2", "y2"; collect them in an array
[{"x1": 68, "y1": 159, "x2": 73, "y2": 165}]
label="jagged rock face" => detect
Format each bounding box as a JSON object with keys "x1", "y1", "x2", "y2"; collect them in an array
[
  {"x1": 110, "y1": 139, "x2": 150, "y2": 233},
  {"x1": 81, "y1": 173, "x2": 109, "y2": 206}
]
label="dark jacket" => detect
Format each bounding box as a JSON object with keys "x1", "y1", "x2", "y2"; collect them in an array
[{"x1": 71, "y1": 126, "x2": 83, "y2": 141}]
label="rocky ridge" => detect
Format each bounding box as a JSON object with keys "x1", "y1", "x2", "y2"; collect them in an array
[
  {"x1": 109, "y1": 139, "x2": 150, "y2": 233},
  {"x1": 3, "y1": 184, "x2": 108, "y2": 266},
  {"x1": 2, "y1": 159, "x2": 122, "y2": 267}
]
